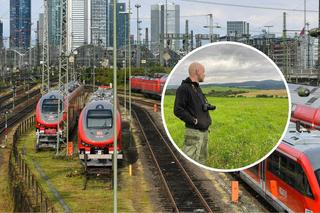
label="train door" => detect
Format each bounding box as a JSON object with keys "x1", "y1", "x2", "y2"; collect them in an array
[{"x1": 260, "y1": 161, "x2": 266, "y2": 192}]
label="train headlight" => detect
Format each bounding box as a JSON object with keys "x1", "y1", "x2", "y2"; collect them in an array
[{"x1": 81, "y1": 141, "x2": 92, "y2": 147}]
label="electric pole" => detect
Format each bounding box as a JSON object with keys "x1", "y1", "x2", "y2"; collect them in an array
[
  {"x1": 135, "y1": 4, "x2": 141, "y2": 68},
  {"x1": 42, "y1": 0, "x2": 50, "y2": 94},
  {"x1": 209, "y1": 14, "x2": 213, "y2": 42},
  {"x1": 113, "y1": 0, "x2": 118, "y2": 212},
  {"x1": 57, "y1": 0, "x2": 69, "y2": 156},
  {"x1": 128, "y1": 0, "x2": 132, "y2": 123}
]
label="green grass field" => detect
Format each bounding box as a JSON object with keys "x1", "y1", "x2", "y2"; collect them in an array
[
  {"x1": 200, "y1": 86, "x2": 253, "y2": 94},
  {"x1": 163, "y1": 95, "x2": 289, "y2": 169}
]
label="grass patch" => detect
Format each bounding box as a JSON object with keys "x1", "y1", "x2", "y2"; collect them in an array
[
  {"x1": 17, "y1": 131, "x2": 154, "y2": 212},
  {"x1": 0, "y1": 149, "x2": 13, "y2": 212},
  {"x1": 163, "y1": 95, "x2": 289, "y2": 169},
  {"x1": 242, "y1": 89, "x2": 287, "y2": 98},
  {"x1": 201, "y1": 86, "x2": 254, "y2": 94},
  {"x1": 170, "y1": 86, "x2": 288, "y2": 98}
]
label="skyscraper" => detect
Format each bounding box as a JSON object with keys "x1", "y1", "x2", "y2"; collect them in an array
[
  {"x1": 151, "y1": 3, "x2": 180, "y2": 52},
  {"x1": 48, "y1": 0, "x2": 60, "y2": 47},
  {"x1": 68, "y1": 0, "x2": 90, "y2": 51},
  {"x1": 37, "y1": 13, "x2": 44, "y2": 46},
  {"x1": 150, "y1": 4, "x2": 162, "y2": 52},
  {"x1": 91, "y1": 0, "x2": 108, "y2": 46},
  {"x1": 10, "y1": 0, "x2": 31, "y2": 49},
  {"x1": 0, "y1": 20, "x2": 3, "y2": 49},
  {"x1": 227, "y1": 21, "x2": 250, "y2": 37},
  {"x1": 108, "y1": 2, "x2": 129, "y2": 48}
]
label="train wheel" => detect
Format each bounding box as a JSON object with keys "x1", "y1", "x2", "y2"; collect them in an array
[
  {"x1": 35, "y1": 134, "x2": 40, "y2": 152},
  {"x1": 35, "y1": 143, "x2": 40, "y2": 152}
]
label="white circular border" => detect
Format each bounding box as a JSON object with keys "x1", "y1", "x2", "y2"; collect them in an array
[{"x1": 161, "y1": 41, "x2": 292, "y2": 173}]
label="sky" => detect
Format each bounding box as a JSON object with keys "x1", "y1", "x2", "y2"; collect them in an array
[
  {"x1": 167, "y1": 43, "x2": 284, "y2": 85},
  {"x1": 0, "y1": 0, "x2": 318, "y2": 46}
]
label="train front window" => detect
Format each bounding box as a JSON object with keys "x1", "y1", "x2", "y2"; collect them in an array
[
  {"x1": 315, "y1": 169, "x2": 320, "y2": 189},
  {"x1": 42, "y1": 99, "x2": 62, "y2": 113},
  {"x1": 87, "y1": 109, "x2": 113, "y2": 129}
]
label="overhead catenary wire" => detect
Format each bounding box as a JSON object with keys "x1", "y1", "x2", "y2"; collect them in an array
[{"x1": 178, "y1": 0, "x2": 318, "y2": 13}]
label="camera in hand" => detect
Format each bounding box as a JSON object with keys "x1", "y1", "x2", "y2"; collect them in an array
[{"x1": 202, "y1": 103, "x2": 216, "y2": 111}]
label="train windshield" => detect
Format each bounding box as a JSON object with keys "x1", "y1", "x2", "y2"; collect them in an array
[
  {"x1": 87, "y1": 109, "x2": 113, "y2": 129},
  {"x1": 315, "y1": 169, "x2": 320, "y2": 188},
  {"x1": 42, "y1": 99, "x2": 62, "y2": 113}
]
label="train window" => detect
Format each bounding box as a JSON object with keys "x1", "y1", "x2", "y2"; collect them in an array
[
  {"x1": 267, "y1": 151, "x2": 280, "y2": 176},
  {"x1": 267, "y1": 151, "x2": 314, "y2": 199},
  {"x1": 87, "y1": 109, "x2": 113, "y2": 129},
  {"x1": 315, "y1": 169, "x2": 320, "y2": 189},
  {"x1": 296, "y1": 164, "x2": 314, "y2": 199},
  {"x1": 248, "y1": 164, "x2": 259, "y2": 176},
  {"x1": 42, "y1": 99, "x2": 62, "y2": 113}
]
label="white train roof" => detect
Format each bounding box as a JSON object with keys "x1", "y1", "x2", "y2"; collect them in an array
[
  {"x1": 89, "y1": 87, "x2": 113, "y2": 102},
  {"x1": 288, "y1": 83, "x2": 320, "y2": 107}
]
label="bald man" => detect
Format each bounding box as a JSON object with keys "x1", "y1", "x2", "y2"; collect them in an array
[{"x1": 174, "y1": 62, "x2": 214, "y2": 164}]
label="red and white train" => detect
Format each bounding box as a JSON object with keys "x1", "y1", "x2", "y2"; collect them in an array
[
  {"x1": 130, "y1": 73, "x2": 168, "y2": 98},
  {"x1": 241, "y1": 123, "x2": 320, "y2": 212},
  {"x1": 241, "y1": 84, "x2": 320, "y2": 212},
  {"x1": 35, "y1": 82, "x2": 85, "y2": 150},
  {"x1": 77, "y1": 86, "x2": 122, "y2": 167}
]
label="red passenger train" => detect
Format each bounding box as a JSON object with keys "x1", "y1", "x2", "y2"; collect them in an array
[
  {"x1": 241, "y1": 83, "x2": 320, "y2": 212},
  {"x1": 130, "y1": 73, "x2": 168, "y2": 98},
  {"x1": 35, "y1": 82, "x2": 85, "y2": 150},
  {"x1": 241, "y1": 123, "x2": 320, "y2": 212},
  {"x1": 78, "y1": 86, "x2": 122, "y2": 167}
]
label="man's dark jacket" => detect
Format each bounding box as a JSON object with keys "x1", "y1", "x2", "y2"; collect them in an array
[{"x1": 174, "y1": 77, "x2": 212, "y2": 131}]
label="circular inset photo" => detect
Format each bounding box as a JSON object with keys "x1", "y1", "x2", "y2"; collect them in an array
[{"x1": 161, "y1": 42, "x2": 291, "y2": 171}]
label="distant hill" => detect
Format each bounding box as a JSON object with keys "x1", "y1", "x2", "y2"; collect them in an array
[{"x1": 168, "y1": 80, "x2": 285, "y2": 90}]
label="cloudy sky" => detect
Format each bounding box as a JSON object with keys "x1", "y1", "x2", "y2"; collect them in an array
[
  {"x1": 167, "y1": 43, "x2": 283, "y2": 85},
  {"x1": 0, "y1": 0, "x2": 317, "y2": 46}
]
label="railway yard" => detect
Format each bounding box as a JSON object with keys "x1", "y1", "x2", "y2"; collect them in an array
[
  {"x1": 1, "y1": 80, "x2": 299, "y2": 212},
  {"x1": 3, "y1": 0, "x2": 320, "y2": 211}
]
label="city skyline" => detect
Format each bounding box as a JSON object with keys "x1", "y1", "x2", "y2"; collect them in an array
[{"x1": 0, "y1": 0, "x2": 318, "y2": 47}]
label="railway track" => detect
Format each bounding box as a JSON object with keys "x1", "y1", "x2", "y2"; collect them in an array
[
  {"x1": 0, "y1": 89, "x2": 40, "y2": 113},
  {"x1": 132, "y1": 103, "x2": 221, "y2": 212},
  {"x1": 129, "y1": 97, "x2": 276, "y2": 212},
  {"x1": 0, "y1": 83, "x2": 37, "y2": 103},
  {"x1": 0, "y1": 89, "x2": 22, "y2": 103},
  {"x1": 0, "y1": 92, "x2": 39, "y2": 136},
  {"x1": 0, "y1": 101, "x2": 36, "y2": 136},
  {"x1": 117, "y1": 89, "x2": 144, "y2": 98},
  {"x1": 118, "y1": 94, "x2": 160, "y2": 108}
]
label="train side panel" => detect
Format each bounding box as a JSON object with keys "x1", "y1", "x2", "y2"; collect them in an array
[
  {"x1": 130, "y1": 73, "x2": 168, "y2": 97},
  {"x1": 241, "y1": 147, "x2": 320, "y2": 212}
]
